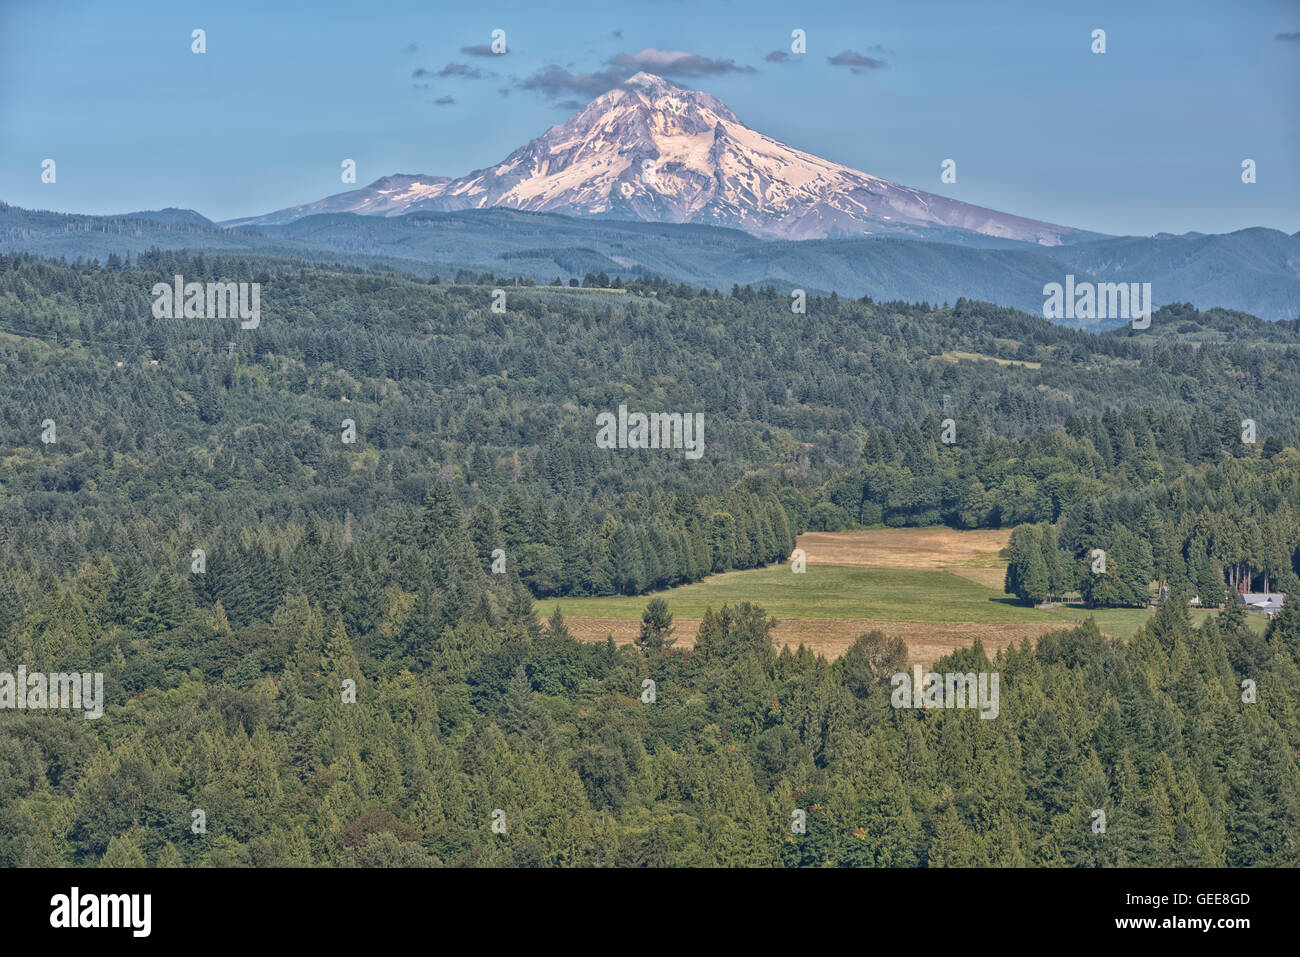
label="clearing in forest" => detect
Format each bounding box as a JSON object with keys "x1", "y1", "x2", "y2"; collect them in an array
[{"x1": 537, "y1": 527, "x2": 1255, "y2": 667}]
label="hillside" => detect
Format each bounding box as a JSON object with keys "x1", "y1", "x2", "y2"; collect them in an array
[
  {"x1": 4, "y1": 202, "x2": 1298, "y2": 324},
  {"x1": 2, "y1": 252, "x2": 1298, "y2": 869}
]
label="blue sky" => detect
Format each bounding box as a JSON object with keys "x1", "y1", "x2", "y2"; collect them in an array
[{"x1": 2, "y1": 0, "x2": 1297, "y2": 235}]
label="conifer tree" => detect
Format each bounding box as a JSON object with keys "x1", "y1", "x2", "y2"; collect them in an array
[
  {"x1": 421, "y1": 480, "x2": 464, "y2": 547},
  {"x1": 635, "y1": 598, "x2": 676, "y2": 656}
]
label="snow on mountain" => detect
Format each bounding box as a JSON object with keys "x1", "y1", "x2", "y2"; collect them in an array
[
  {"x1": 224, "y1": 174, "x2": 452, "y2": 227},
  {"x1": 226, "y1": 73, "x2": 1088, "y2": 245}
]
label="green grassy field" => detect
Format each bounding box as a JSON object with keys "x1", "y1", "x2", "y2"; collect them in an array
[{"x1": 537, "y1": 562, "x2": 1267, "y2": 642}]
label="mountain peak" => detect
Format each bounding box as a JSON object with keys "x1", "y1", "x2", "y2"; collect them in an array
[
  {"x1": 623, "y1": 71, "x2": 676, "y2": 91},
  {"x1": 229, "y1": 76, "x2": 1091, "y2": 244},
  {"x1": 618, "y1": 70, "x2": 681, "y2": 94}
]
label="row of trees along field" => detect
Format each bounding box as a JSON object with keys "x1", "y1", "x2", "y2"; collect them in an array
[{"x1": 813, "y1": 424, "x2": 1300, "y2": 608}]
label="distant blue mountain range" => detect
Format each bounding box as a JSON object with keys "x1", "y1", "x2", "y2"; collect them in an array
[{"x1": 1, "y1": 201, "x2": 1296, "y2": 328}]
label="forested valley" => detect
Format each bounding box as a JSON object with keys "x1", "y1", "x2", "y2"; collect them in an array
[{"x1": 1, "y1": 251, "x2": 1297, "y2": 866}]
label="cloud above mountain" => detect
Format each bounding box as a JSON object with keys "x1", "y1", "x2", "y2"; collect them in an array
[
  {"x1": 412, "y1": 61, "x2": 499, "y2": 90},
  {"x1": 437, "y1": 62, "x2": 492, "y2": 79},
  {"x1": 515, "y1": 48, "x2": 758, "y2": 104},
  {"x1": 517, "y1": 64, "x2": 630, "y2": 100},
  {"x1": 828, "y1": 49, "x2": 888, "y2": 72},
  {"x1": 608, "y1": 48, "x2": 756, "y2": 76}
]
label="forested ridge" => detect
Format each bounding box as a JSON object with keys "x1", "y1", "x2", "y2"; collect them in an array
[{"x1": 1, "y1": 252, "x2": 1298, "y2": 866}]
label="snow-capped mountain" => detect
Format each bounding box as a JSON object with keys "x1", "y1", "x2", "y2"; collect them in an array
[{"x1": 226, "y1": 73, "x2": 1089, "y2": 244}]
